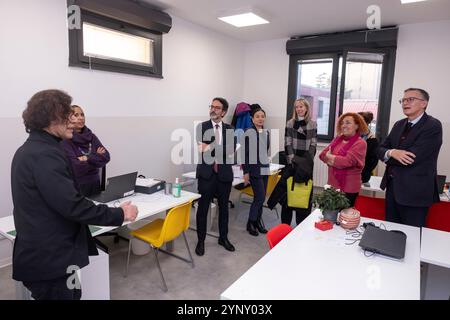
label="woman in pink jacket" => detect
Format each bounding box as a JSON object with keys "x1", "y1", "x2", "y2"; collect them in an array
[{"x1": 319, "y1": 113, "x2": 368, "y2": 207}]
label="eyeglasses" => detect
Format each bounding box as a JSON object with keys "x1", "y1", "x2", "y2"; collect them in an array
[
  {"x1": 209, "y1": 105, "x2": 223, "y2": 111},
  {"x1": 399, "y1": 97, "x2": 425, "y2": 105}
]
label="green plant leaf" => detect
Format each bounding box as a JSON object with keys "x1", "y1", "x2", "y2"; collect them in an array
[{"x1": 313, "y1": 187, "x2": 350, "y2": 211}]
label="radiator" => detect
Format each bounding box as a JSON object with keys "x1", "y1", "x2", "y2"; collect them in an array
[{"x1": 313, "y1": 144, "x2": 328, "y2": 188}]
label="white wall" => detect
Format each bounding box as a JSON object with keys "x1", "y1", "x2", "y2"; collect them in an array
[
  {"x1": 242, "y1": 38, "x2": 290, "y2": 149},
  {"x1": 0, "y1": 0, "x2": 244, "y2": 118},
  {"x1": 0, "y1": 0, "x2": 245, "y2": 265},
  {"x1": 243, "y1": 38, "x2": 290, "y2": 116},
  {"x1": 242, "y1": 20, "x2": 450, "y2": 177}
]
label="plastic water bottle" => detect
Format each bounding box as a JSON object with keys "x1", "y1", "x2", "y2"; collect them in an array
[{"x1": 172, "y1": 177, "x2": 181, "y2": 198}]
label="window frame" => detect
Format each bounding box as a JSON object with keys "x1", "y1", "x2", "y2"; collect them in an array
[
  {"x1": 287, "y1": 53, "x2": 340, "y2": 141},
  {"x1": 317, "y1": 100, "x2": 324, "y2": 118},
  {"x1": 286, "y1": 28, "x2": 397, "y2": 142},
  {"x1": 69, "y1": 10, "x2": 163, "y2": 78},
  {"x1": 339, "y1": 47, "x2": 395, "y2": 141}
]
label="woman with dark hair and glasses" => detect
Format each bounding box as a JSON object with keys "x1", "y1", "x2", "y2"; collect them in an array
[
  {"x1": 61, "y1": 105, "x2": 110, "y2": 197},
  {"x1": 242, "y1": 107, "x2": 270, "y2": 236}
]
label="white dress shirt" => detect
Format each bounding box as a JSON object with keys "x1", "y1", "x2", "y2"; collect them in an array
[{"x1": 211, "y1": 120, "x2": 223, "y2": 145}]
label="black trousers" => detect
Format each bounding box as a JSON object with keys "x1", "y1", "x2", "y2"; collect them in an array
[
  {"x1": 248, "y1": 175, "x2": 268, "y2": 222},
  {"x1": 385, "y1": 179, "x2": 429, "y2": 227},
  {"x1": 23, "y1": 274, "x2": 81, "y2": 300},
  {"x1": 281, "y1": 191, "x2": 313, "y2": 226},
  {"x1": 196, "y1": 173, "x2": 232, "y2": 242}
]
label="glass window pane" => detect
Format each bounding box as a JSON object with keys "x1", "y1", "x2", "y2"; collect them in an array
[
  {"x1": 341, "y1": 52, "x2": 384, "y2": 136},
  {"x1": 296, "y1": 59, "x2": 334, "y2": 136},
  {"x1": 83, "y1": 22, "x2": 154, "y2": 66}
]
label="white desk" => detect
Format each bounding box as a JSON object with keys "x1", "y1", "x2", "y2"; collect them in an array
[
  {"x1": 361, "y1": 176, "x2": 450, "y2": 202},
  {"x1": 0, "y1": 190, "x2": 201, "y2": 240},
  {"x1": 220, "y1": 209, "x2": 421, "y2": 300},
  {"x1": 78, "y1": 248, "x2": 110, "y2": 300},
  {"x1": 89, "y1": 190, "x2": 201, "y2": 236},
  {"x1": 182, "y1": 163, "x2": 284, "y2": 187},
  {"x1": 420, "y1": 228, "x2": 450, "y2": 300},
  {"x1": 361, "y1": 176, "x2": 383, "y2": 194},
  {"x1": 0, "y1": 190, "x2": 201, "y2": 300},
  {"x1": 421, "y1": 228, "x2": 450, "y2": 269}
]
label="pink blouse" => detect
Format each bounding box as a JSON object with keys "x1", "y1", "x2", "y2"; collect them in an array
[{"x1": 319, "y1": 137, "x2": 367, "y2": 193}]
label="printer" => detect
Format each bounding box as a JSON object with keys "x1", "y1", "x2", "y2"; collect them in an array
[{"x1": 135, "y1": 177, "x2": 166, "y2": 195}]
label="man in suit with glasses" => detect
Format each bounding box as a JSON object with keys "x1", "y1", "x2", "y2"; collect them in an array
[
  {"x1": 195, "y1": 97, "x2": 237, "y2": 256},
  {"x1": 378, "y1": 88, "x2": 442, "y2": 227}
]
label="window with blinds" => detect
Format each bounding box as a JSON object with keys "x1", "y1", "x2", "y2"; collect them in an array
[{"x1": 83, "y1": 22, "x2": 154, "y2": 67}]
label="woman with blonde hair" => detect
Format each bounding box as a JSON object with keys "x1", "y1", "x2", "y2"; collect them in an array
[
  {"x1": 319, "y1": 113, "x2": 368, "y2": 207},
  {"x1": 282, "y1": 98, "x2": 317, "y2": 225}
]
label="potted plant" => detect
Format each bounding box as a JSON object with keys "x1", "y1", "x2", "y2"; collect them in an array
[{"x1": 312, "y1": 186, "x2": 350, "y2": 223}]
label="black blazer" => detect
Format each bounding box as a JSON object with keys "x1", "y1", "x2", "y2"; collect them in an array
[
  {"x1": 241, "y1": 126, "x2": 270, "y2": 178},
  {"x1": 377, "y1": 113, "x2": 442, "y2": 207},
  {"x1": 361, "y1": 137, "x2": 379, "y2": 183},
  {"x1": 11, "y1": 130, "x2": 124, "y2": 282},
  {"x1": 196, "y1": 120, "x2": 236, "y2": 183}
]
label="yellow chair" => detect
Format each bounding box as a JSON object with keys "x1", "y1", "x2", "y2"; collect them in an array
[
  {"x1": 124, "y1": 200, "x2": 194, "y2": 292},
  {"x1": 266, "y1": 172, "x2": 282, "y2": 199},
  {"x1": 236, "y1": 171, "x2": 281, "y2": 219}
]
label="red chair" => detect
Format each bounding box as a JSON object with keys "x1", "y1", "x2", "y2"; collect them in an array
[
  {"x1": 266, "y1": 224, "x2": 293, "y2": 249},
  {"x1": 354, "y1": 195, "x2": 386, "y2": 221},
  {"x1": 426, "y1": 201, "x2": 450, "y2": 232}
]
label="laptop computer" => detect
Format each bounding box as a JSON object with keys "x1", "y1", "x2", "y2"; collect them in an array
[
  {"x1": 437, "y1": 175, "x2": 446, "y2": 194},
  {"x1": 359, "y1": 224, "x2": 407, "y2": 259},
  {"x1": 89, "y1": 172, "x2": 138, "y2": 203}
]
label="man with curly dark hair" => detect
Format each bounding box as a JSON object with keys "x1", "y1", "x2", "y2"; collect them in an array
[{"x1": 11, "y1": 89, "x2": 138, "y2": 300}]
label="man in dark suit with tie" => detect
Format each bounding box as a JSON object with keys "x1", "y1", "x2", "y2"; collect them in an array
[
  {"x1": 378, "y1": 88, "x2": 442, "y2": 227},
  {"x1": 195, "y1": 97, "x2": 236, "y2": 256}
]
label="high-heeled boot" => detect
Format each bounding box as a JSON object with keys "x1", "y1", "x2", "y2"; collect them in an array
[
  {"x1": 246, "y1": 220, "x2": 259, "y2": 236},
  {"x1": 256, "y1": 217, "x2": 268, "y2": 234}
]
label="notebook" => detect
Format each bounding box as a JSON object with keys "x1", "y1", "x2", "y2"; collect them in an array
[
  {"x1": 89, "y1": 172, "x2": 138, "y2": 203},
  {"x1": 359, "y1": 224, "x2": 407, "y2": 259}
]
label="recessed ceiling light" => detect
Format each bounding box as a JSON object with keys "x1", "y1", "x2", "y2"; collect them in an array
[
  {"x1": 218, "y1": 12, "x2": 269, "y2": 28},
  {"x1": 400, "y1": 0, "x2": 427, "y2": 4}
]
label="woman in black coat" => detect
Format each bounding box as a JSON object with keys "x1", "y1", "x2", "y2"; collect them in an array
[
  {"x1": 358, "y1": 112, "x2": 379, "y2": 183},
  {"x1": 242, "y1": 108, "x2": 270, "y2": 236}
]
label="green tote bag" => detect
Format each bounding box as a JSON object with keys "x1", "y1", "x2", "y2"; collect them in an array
[{"x1": 287, "y1": 177, "x2": 313, "y2": 209}]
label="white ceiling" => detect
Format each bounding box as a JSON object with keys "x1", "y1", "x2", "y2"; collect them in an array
[{"x1": 139, "y1": 0, "x2": 450, "y2": 42}]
